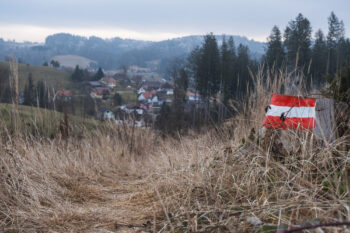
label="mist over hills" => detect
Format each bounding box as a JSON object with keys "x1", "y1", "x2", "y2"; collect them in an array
[{"x1": 0, "y1": 33, "x2": 266, "y2": 72}]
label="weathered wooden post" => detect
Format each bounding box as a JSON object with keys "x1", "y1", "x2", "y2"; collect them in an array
[{"x1": 313, "y1": 98, "x2": 337, "y2": 142}]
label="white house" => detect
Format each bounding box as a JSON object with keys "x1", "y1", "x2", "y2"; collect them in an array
[
  {"x1": 137, "y1": 87, "x2": 146, "y2": 95},
  {"x1": 138, "y1": 91, "x2": 156, "y2": 102},
  {"x1": 98, "y1": 106, "x2": 115, "y2": 120},
  {"x1": 138, "y1": 93, "x2": 146, "y2": 102},
  {"x1": 166, "y1": 89, "x2": 174, "y2": 95},
  {"x1": 100, "y1": 77, "x2": 116, "y2": 88},
  {"x1": 136, "y1": 108, "x2": 144, "y2": 115},
  {"x1": 149, "y1": 95, "x2": 159, "y2": 104},
  {"x1": 103, "y1": 110, "x2": 115, "y2": 120}
]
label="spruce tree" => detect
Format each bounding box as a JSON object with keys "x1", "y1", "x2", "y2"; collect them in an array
[
  {"x1": 221, "y1": 37, "x2": 235, "y2": 105},
  {"x1": 0, "y1": 65, "x2": 11, "y2": 103},
  {"x1": 338, "y1": 39, "x2": 350, "y2": 66},
  {"x1": 327, "y1": 12, "x2": 345, "y2": 74},
  {"x1": 156, "y1": 102, "x2": 172, "y2": 133},
  {"x1": 228, "y1": 37, "x2": 236, "y2": 58},
  {"x1": 188, "y1": 47, "x2": 202, "y2": 89},
  {"x1": 50, "y1": 60, "x2": 60, "y2": 68},
  {"x1": 24, "y1": 73, "x2": 34, "y2": 106},
  {"x1": 311, "y1": 29, "x2": 328, "y2": 85},
  {"x1": 36, "y1": 80, "x2": 48, "y2": 108},
  {"x1": 284, "y1": 13, "x2": 312, "y2": 69},
  {"x1": 236, "y1": 44, "x2": 251, "y2": 97},
  {"x1": 266, "y1": 26, "x2": 285, "y2": 69},
  {"x1": 327, "y1": 12, "x2": 345, "y2": 48},
  {"x1": 113, "y1": 93, "x2": 122, "y2": 106},
  {"x1": 194, "y1": 33, "x2": 220, "y2": 100},
  {"x1": 173, "y1": 67, "x2": 188, "y2": 131},
  {"x1": 71, "y1": 65, "x2": 84, "y2": 82},
  {"x1": 227, "y1": 37, "x2": 237, "y2": 101},
  {"x1": 93, "y1": 67, "x2": 104, "y2": 81}
]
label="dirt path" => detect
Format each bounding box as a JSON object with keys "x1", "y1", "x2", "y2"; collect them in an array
[{"x1": 46, "y1": 173, "x2": 159, "y2": 233}]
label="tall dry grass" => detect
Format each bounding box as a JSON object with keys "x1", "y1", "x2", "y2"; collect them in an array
[
  {"x1": 0, "y1": 125, "x2": 159, "y2": 232},
  {"x1": 0, "y1": 65, "x2": 349, "y2": 232},
  {"x1": 146, "y1": 66, "x2": 350, "y2": 232}
]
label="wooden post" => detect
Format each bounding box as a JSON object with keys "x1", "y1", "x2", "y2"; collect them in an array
[{"x1": 313, "y1": 98, "x2": 337, "y2": 142}]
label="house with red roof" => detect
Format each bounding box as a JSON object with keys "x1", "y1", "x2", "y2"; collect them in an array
[
  {"x1": 100, "y1": 77, "x2": 117, "y2": 88},
  {"x1": 56, "y1": 90, "x2": 72, "y2": 101},
  {"x1": 138, "y1": 90, "x2": 157, "y2": 102},
  {"x1": 90, "y1": 87, "x2": 111, "y2": 99},
  {"x1": 187, "y1": 91, "x2": 201, "y2": 102}
]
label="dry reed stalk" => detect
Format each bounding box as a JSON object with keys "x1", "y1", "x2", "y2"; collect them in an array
[
  {"x1": 9, "y1": 57, "x2": 19, "y2": 105},
  {"x1": 8, "y1": 57, "x2": 19, "y2": 135}
]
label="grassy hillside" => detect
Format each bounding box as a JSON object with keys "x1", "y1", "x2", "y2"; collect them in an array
[
  {"x1": 0, "y1": 103, "x2": 100, "y2": 137},
  {"x1": 0, "y1": 61, "x2": 72, "y2": 91},
  {"x1": 0, "y1": 69, "x2": 349, "y2": 232}
]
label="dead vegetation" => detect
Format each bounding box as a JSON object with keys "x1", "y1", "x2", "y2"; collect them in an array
[
  {"x1": 0, "y1": 66, "x2": 349, "y2": 232},
  {"x1": 0, "y1": 129, "x2": 161, "y2": 233}
]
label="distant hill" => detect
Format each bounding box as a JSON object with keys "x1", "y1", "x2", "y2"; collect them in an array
[
  {"x1": 51, "y1": 55, "x2": 97, "y2": 69},
  {"x1": 0, "y1": 33, "x2": 266, "y2": 73}
]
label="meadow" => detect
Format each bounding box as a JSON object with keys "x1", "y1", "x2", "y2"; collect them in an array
[{"x1": 0, "y1": 61, "x2": 72, "y2": 91}]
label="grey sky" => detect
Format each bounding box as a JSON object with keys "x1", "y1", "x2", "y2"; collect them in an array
[{"x1": 1, "y1": 0, "x2": 349, "y2": 42}]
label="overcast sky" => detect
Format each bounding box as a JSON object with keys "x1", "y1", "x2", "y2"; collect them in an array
[{"x1": 1, "y1": 0, "x2": 349, "y2": 43}]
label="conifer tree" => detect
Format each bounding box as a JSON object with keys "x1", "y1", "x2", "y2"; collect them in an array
[
  {"x1": 193, "y1": 33, "x2": 220, "y2": 100},
  {"x1": 93, "y1": 67, "x2": 104, "y2": 81},
  {"x1": 311, "y1": 29, "x2": 328, "y2": 85},
  {"x1": 173, "y1": 66, "x2": 188, "y2": 131},
  {"x1": 113, "y1": 93, "x2": 122, "y2": 106},
  {"x1": 221, "y1": 38, "x2": 229, "y2": 103},
  {"x1": 0, "y1": 65, "x2": 11, "y2": 103},
  {"x1": 36, "y1": 80, "x2": 48, "y2": 108},
  {"x1": 338, "y1": 39, "x2": 350, "y2": 67},
  {"x1": 221, "y1": 37, "x2": 236, "y2": 105},
  {"x1": 187, "y1": 34, "x2": 220, "y2": 122},
  {"x1": 266, "y1": 26, "x2": 285, "y2": 69},
  {"x1": 156, "y1": 102, "x2": 172, "y2": 133},
  {"x1": 327, "y1": 12, "x2": 345, "y2": 74},
  {"x1": 71, "y1": 65, "x2": 84, "y2": 82},
  {"x1": 284, "y1": 13, "x2": 312, "y2": 69},
  {"x1": 50, "y1": 60, "x2": 60, "y2": 68},
  {"x1": 236, "y1": 44, "x2": 251, "y2": 97},
  {"x1": 227, "y1": 37, "x2": 237, "y2": 101},
  {"x1": 23, "y1": 73, "x2": 34, "y2": 106},
  {"x1": 327, "y1": 12, "x2": 345, "y2": 48}
]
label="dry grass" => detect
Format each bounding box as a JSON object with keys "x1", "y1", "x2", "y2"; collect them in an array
[
  {"x1": 0, "y1": 127, "x2": 161, "y2": 233},
  {"x1": 0, "y1": 66, "x2": 350, "y2": 232}
]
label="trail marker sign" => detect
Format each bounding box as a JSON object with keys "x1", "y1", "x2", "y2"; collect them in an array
[{"x1": 262, "y1": 94, "x2": 316, "y2": 130}]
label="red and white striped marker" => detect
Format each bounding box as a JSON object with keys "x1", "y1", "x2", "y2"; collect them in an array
[{"x1": 262, "y1": 94, "x2": 316, "y2": 130}]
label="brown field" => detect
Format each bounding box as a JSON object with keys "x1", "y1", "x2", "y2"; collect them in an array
[{"x1": 51, "y1": 55, "x2": 97, "y2": 69}]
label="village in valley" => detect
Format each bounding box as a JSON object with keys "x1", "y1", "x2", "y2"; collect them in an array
[{"x1": 55, "y1": 65, "x2": 201, "y2": 127}]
